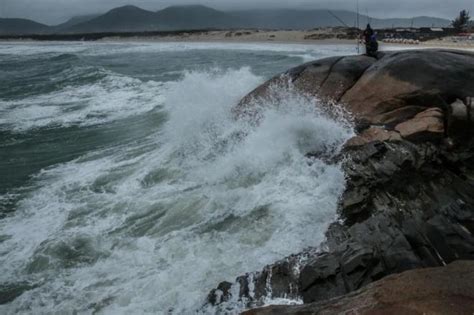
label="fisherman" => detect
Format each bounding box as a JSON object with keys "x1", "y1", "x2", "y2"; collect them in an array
[{"x1": 362, "y1": 24, "x2": 378, "y2": 57}]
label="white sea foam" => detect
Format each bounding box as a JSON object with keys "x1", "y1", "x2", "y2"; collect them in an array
[
  {"x1": 0, "y1": 70, "x2": 164, "y2": 132},
  {"x1": 0, "y1": 66, "x2": 353, "y2": 314},
  {"x1": 0, "y1": 41, "x2": 354, "y2": 57},
  {"x1": 0, "y1": 41, "x2": 354, "y2": 133}
]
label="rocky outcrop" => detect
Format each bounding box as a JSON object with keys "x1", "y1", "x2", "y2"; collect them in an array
[
  {"x1": 236, "y1": 55, "x2": 377, "y2": 121},
  {"x1": 340, "y1": 50, "x2": 474, "y2": 126},
  {"x1": 206, "y1": 50, "x2": 474, "y2": 313},
  {"x1": 208, "y1": 138, "x2": 474, "y2": 311},
  {"x1": 243, "y1": 261, "x2": 474, "y2": 315},
  {"x1": 237, "y1": 49, "x2": 474, "y2": 143},
  {"x1": 394, "y1": 107, "x2": 444, "y2": 142}
]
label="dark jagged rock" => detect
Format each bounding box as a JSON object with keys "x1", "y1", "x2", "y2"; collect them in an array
[
  {"x1": 208, "y1": 139, "x2": 474, "y2": 310},
  {"x1": 243, "y1": 261, "x2": 474, "y2": 315},
  {"x1": 206, "y1": 50, "x2": 474, "y2": 313}
]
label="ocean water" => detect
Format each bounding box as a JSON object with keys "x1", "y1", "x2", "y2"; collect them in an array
[{"x1": 0, "y1": 42, "x2": 355, "y2": 314}]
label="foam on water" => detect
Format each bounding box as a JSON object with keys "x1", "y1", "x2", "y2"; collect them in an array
[
  {"x1": 0, "y1": 69, "x2": 164, "y2": 132},
  {"x1": 0, "y1": 41, "x2": 355, "y2": 57},
  {"x1": 0, "y1": 63, "x2": 353, "y2": 314}
]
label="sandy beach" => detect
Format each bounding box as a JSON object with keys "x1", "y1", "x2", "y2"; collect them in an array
[
  {"x1": 99, "y1": 29, "x2": 357, "y2": 45},
  {"x1": 98, "y1": 29, "x2": 474, "y2": 50},
  {"x1": 2, "y1": 29, "x2": 473, "y2": 51}
]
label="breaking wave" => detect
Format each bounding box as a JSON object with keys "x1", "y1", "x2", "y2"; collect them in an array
[{"x1": 0, "y1": 44, "x2": 353, "y2": 314}]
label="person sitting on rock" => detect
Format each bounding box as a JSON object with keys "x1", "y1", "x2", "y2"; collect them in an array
[{"x1": 363, "y1": 24, "x2": 378, "y2": 57}]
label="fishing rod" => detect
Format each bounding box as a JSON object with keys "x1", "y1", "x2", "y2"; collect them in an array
[
  {"x1": 327, "y1": 10, "x2": 350, "y2": 28},
  {"x1": 326, "y1": 4, "x2": 360, "y2": 54},
  {"x1": 357, "y1": 0, "x2": 360, "y2": 53}
]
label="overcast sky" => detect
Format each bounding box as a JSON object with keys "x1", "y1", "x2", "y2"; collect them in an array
[{"x1": 1, "y1": 0, "x2": 473, "y2": 25}]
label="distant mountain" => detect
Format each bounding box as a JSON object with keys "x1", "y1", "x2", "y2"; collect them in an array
[
  {"x1": 64, "y1": 6, "x2": 449, "y2": 34},
  {"x1": 65, "y1": 5, "x2": 239, "y2": 33},
  {"x1": 53, "y1": 14, "x2": 100, "y2": 31},
  {"x1": 66, "y1": 5, "x2": 161, "y2": 33},
  {"x1": 230, "y1": 9, "x2": 450, "y2": 29},
  {"x1": 0, "y1": 5, "x2": 452, "y2": 36},
  {"x1": 155, "y1": 5, "x2": 241, "y2": 30},
  {"x1": 231, "y1": 9, "x2": 356, "y2": 29},
  {"x1": 379, "y1": 16, "x2": 452, "y2": 28},
  {"x1": 0, "y1": 18, "x2": 49, "y2": 35}
]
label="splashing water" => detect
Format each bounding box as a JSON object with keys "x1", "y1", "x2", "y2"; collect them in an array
[{"x1": 0, "y1": 43, "x2": 354, "y2": 314}]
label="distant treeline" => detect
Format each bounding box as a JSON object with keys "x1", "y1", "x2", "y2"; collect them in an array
[{"x1": 0, "y1": 29, "x2": 218, "y2": 41}]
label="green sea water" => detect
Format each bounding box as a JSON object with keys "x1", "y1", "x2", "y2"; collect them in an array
[{"x1": 0, "y1": 42, "x2": 355, "y2": 314}]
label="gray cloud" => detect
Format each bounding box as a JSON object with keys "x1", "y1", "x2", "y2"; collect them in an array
[{"x1": 1, "y1": 0, "x2": 473, "y2": 25}]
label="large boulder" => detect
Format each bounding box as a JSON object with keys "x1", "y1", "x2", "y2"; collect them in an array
[
  {"x1": 239, "y1": 55, "x2": 375, "y2": 105},
  {"x1": 236, "y1": 55, "x2": 376, "y2": 120},
  {"x1": 340, "y1": 50, "x2": 474, "y2": 125},
  {"x1": 237, "y1": 50, "x2": 474, "y2": 144}
]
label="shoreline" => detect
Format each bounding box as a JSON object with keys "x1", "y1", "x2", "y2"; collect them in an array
[
  {"x1": 1, "y1": 29, "x2": 473, "y2": 51},
  {"x1": 98, "y1": 29, "x2": 474, "y2": 50},
  {"x1": 2, "y1": 38, "x2": 473, "y2": 52}
]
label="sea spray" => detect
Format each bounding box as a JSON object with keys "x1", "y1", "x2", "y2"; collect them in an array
[{"x1": 0, "y1": 43, "x2": 356, "y2": 314}]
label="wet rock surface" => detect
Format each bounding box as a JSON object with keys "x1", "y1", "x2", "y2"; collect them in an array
[
  {"x1": 206, "y1": 50, "x2": 474, "y2": 313},
  {"x1": 242, "y1": 261, "x2": 474, "y2": 315}
]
